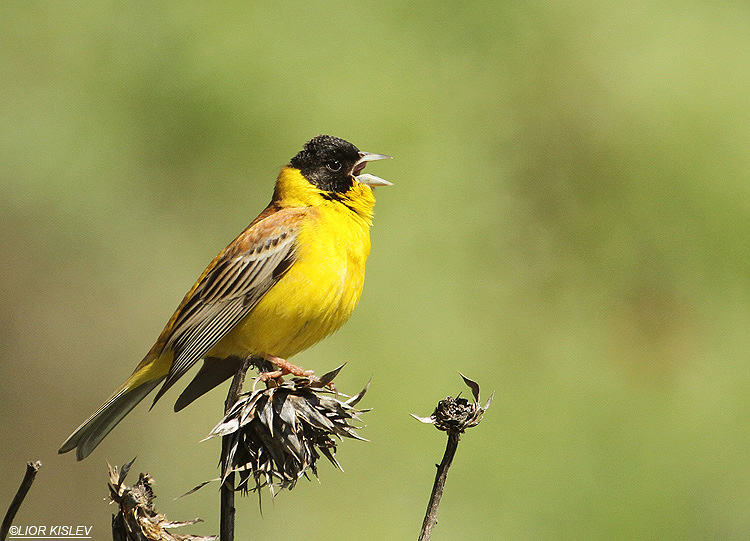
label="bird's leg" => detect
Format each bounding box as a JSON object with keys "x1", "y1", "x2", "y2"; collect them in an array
[
  {"x1": 262, "y1": 355, "x2": 316, "y2": 379},
  {"x1": 256, "y1": 355, "x2": 335, "y2": 392},
  {"x1": 251, "y1": 356, "x2": 287, "y2": 390}
]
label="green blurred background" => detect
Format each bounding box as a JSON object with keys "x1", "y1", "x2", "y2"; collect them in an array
[{"x1": 2, "y1": 1, "x2": 750, "y2": 539}]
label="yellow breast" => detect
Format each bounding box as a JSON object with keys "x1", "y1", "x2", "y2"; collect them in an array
[{"x1": 208, "y1": 183, "x2": 374, "y2": 360}]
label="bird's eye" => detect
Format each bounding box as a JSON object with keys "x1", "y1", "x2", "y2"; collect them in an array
[{"x1": 326, "y1": 160, "x2": 342, "y2": 172}]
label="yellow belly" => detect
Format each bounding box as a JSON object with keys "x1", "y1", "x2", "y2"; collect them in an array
[{"x1": 207, "y1": 205, "x2": 371, "y2": 360}]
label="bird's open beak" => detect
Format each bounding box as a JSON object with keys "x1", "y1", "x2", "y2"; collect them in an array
[{"x1": 353, "y1": 151, "x2": 393, "y2": 187}]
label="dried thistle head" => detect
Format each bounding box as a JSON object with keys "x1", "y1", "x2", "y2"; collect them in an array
[
  {"x1": 412, "y1": 373, "x2": 493, "y2": 433},
  {"x1": 204, "y1": 365, "x2": 369, "y2": 496},
  {"x1": 109, "y1": 459, "x2": 216, "y2": 541}
]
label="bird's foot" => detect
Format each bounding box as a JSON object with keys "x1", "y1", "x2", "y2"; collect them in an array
[
  {"x1": 265, "y1": 355, "x2": 316, "y2": 379},
  {"x1": 253, "y1": 355, "x2": 336, "y2": 392}
]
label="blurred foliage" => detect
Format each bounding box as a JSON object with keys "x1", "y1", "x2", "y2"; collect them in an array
[{"x1": 2, "y1": 1, "x2": 750, "y2": 539}]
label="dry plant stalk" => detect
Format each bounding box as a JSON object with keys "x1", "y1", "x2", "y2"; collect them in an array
[{"x1": 1, "y1": 461, "x2": 41, "y2": 541}]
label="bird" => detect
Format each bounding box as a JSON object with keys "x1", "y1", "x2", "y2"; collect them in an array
[{"x1": 58, "y1": 134, "x2": 392, "y2": 460}]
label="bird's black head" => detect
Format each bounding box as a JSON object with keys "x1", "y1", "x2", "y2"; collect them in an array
[{"x1": 290, "y1": 135, "x2": 362, "y2": 194}]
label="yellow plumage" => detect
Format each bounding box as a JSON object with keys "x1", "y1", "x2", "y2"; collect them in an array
[{"x1": 208, "y1": 166, "x2": 374, "y2": 359}]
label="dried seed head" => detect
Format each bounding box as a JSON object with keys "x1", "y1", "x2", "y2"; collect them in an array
[
  {"x1": 204, "y1": 366, "x2": 369, "y2": 496},
  {"x1": 433, "y1": 396, "x2": 482, "y2": 432},
  {"x1": 412, "y1": 373, "x2": 493, "y2": 433},
  {"x1": 109, "y1": 458, "x2": 216, "y2": 541}
]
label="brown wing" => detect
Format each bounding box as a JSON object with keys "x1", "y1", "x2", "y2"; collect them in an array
[{"x1": 150, "y1": 206, "x2": 307, "y2": 404}]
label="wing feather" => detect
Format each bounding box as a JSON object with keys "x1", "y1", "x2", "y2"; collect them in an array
[{"x1": 151, "y1": 208, "x2": 305, "y2": 404}]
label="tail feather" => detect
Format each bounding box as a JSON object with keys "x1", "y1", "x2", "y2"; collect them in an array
[
  {"x1": 173, "y1": 356, "x2": 242, "y2": 412},
  {"x1": 58, "y1": 378, "x2": 163, "y2": 461}
]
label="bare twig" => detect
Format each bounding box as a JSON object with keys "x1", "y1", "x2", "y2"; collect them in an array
[
  {"x1": 1, "y1": 461, "x2": 41, "y2": 541},
  {"x1": 419, "y1": 431, "x2": 460, "y2": 541},
  {"x1": 220, "y1": 357, "x2": 253, "y2": 541}
]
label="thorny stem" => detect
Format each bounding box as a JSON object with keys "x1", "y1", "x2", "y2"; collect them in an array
[
  {"x1": 220, "y1": 357, "x2": 253, "y2": 541},
  {"x1": 418, "y1": 431, "x2": 460, "y2": 541},
  {"x1": 1, "y1": 461, "x2": 41, "y2": 541}
]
